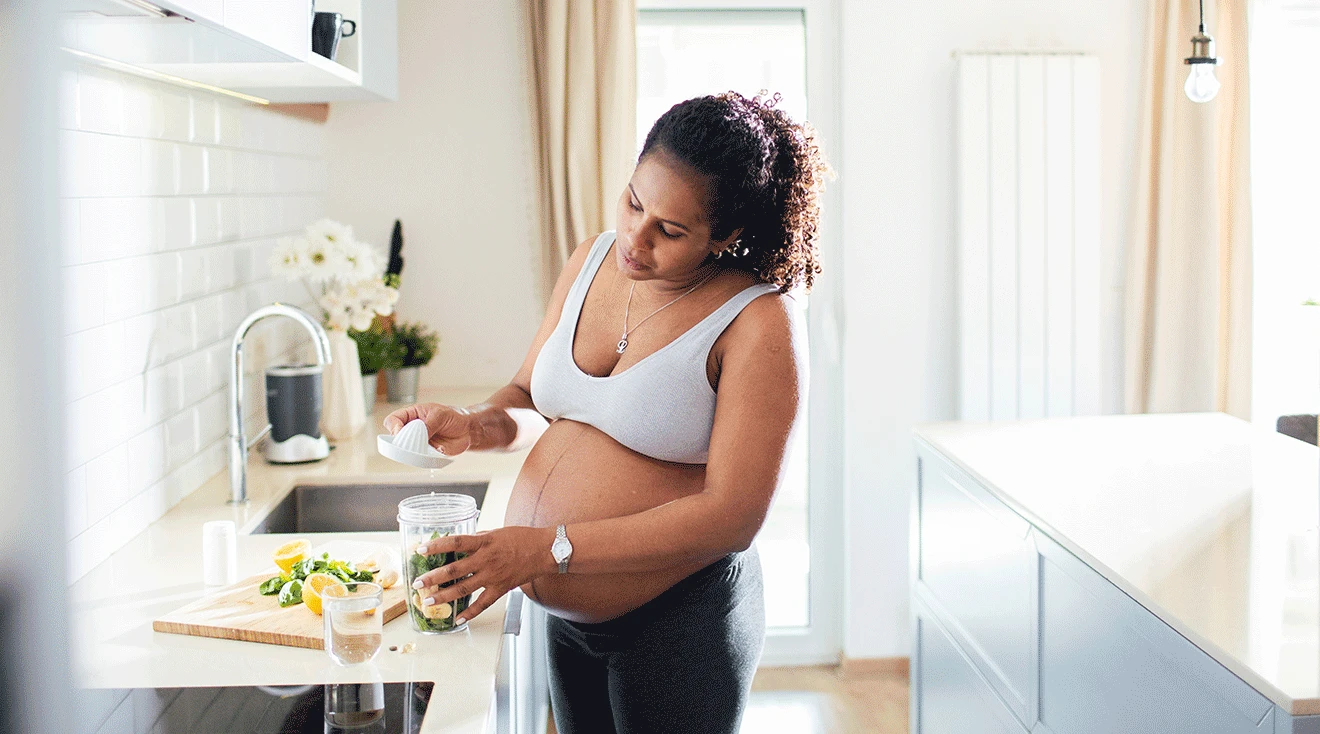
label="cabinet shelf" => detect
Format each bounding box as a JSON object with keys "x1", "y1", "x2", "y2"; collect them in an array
[{"x1": 61, "y1": 0, "x2": 396, "y2": 104}]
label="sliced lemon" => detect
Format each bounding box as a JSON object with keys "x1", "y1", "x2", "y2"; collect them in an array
[
  {"x1": 302, "y1": 572, "x2": 345, "y2": 616},
  {"x1": 272, "y1": 539, "x2": 312, "y2": 574}
]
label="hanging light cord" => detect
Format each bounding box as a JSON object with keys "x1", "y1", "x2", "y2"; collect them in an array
[{"x1": 1198, "y1": 0, "x2": 1206, "y2": 33}]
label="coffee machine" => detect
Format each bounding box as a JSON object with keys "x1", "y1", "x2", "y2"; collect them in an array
[{"x1": 264, "y1": 364, "x2": 330, "y2": 463}]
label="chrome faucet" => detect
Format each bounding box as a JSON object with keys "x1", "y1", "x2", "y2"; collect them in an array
[{"x1": 228, "y1": 304, "x2": 332, "y2": 504}]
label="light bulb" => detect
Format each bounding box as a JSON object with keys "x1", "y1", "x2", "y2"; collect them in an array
[{"x1": 1185, "y1": 64, "x2": 1220, "y2": 103}]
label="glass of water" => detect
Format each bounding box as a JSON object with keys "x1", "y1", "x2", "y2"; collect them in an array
[{"x1": 323, "y1": 582, "x2": 384, "y2": 666}]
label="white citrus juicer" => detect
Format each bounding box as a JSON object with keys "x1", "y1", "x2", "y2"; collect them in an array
[{"x1": 377, "y1": 419, "x2": 455, "y2": 469}]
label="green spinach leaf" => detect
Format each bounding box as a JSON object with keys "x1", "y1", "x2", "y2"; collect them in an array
[{"x1": 278, "y1": 579, "x2": 304, "y2": 607}]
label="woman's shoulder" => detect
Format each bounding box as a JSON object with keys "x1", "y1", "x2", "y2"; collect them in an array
[{"x1": 718, "y1": 273, "x2": 803, "y2": 344}]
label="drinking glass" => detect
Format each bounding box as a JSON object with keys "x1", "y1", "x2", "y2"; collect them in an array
[{"x1": 323, "y1": 582, "x2": 384, "y2": 666}]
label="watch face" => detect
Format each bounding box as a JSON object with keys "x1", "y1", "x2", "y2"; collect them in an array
[{"x1": 552, "y1": 536, "x2": 572, "y2": 563}]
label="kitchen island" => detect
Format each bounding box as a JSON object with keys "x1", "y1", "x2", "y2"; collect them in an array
[
  {"x1": 74, "y1": 389, "x2": 537, "y2": 734},
  {"x1": 913, "y1": 413, "x2": 1320, "y2": 734}
]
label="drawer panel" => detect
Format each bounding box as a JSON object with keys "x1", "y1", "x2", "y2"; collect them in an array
[
  {"x1": 917, "y1": 451, "x2": 1038, "y2": 722},
  {"x1": 915, "y1": 606, "x2": 1028, "y2": 734},
  {"x1": 1038, "y1": 533, "x2": 1272, "y2": 734}
]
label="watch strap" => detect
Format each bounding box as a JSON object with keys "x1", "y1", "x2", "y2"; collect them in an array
[{"x1": 555, "y1": 524, "x2": 570, "y2": 574}]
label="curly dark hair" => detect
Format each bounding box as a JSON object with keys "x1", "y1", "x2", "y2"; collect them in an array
[{"x1": 639, "y1": 91, "x2": 832, "y2": 292}]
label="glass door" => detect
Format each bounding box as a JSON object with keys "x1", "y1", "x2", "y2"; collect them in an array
[{"x1": 637, "y1": 4, "x2": 842, "y2": 665}]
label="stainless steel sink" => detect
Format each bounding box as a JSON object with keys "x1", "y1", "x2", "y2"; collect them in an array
[{"x1": 250, "y1": 482, "x2": 489, "y2": 534}]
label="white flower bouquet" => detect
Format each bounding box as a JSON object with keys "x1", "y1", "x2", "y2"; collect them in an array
[{"x1": 270, "y1": 219, "x2": 400, "y2": 331}]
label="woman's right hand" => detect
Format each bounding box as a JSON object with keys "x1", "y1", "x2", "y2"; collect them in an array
[{"x1": 383, "y1": 403, "x2": 475, "y2": 456}]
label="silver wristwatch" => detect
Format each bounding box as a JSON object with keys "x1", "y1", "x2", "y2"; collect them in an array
[{"x1": 551, "y1": 524, "x2": 573, "y2": 574}]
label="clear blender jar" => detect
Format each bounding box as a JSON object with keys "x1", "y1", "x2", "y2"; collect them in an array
[{"x1": 398, "y1": 493, "x2": 479, "y2": 633}]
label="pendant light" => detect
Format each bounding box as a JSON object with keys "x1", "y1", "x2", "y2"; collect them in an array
[{"x1": 1184, "y1": 0, "x2": 1222, "y2": 103}]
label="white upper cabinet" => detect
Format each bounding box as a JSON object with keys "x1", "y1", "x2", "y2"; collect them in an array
[
  {"x1": 221, "y1": 0, "x2": 308, "y2": 61},
  {"x1": 163, "y1": 0, "x2": 223, "y2": 25},
  {"x1": 61, "y1": 0, "x2": 398, "y2": 103}
]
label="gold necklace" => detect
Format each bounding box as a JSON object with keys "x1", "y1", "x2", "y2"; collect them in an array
[{"x1": 617, "y1": 265, "x2": 718, "y2": 354}]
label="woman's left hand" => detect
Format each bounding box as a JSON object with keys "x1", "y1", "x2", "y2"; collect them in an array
[{"x1": 411, "y1": 526, "x2": 558, "y2": 623}]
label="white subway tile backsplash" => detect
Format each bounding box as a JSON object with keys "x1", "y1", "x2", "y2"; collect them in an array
[
  {"x1": 160, "y1": 89, "x2": 192, "y2": 143},
  {"x1": 206, "y1": 343, "x2": 229, "y2": 393},
  {"x1": 127, "y1": 425, "x2": 168, "y2": 493},
  {"x1": 121, "y1": 81, "x2": 165, "y2": 140},
  {"x1": 64, "y1": 263, "x2": 105, "y2": 334},
  {"x1": 217, "y1": 104, "x2": 242, "y2": 148},
  {"x1": 80, "y1": 197, "x2": 153, "y2": 261},
  {"x1": 209, "y1": 148, "x2": 234, "y2": 195},
  {"x1": 64, "y1": 322, "x2": 123, "y2": 401},
  {"x1": 194, "y1": 294, "x2": 224, "y2": 348},
  {"x1": 164, "y1": 410, "x2": 196, "y2": 471},
  {"x1": 177, "y1": 144, "x2": 206, "y2": 196},
  {"x1": 196, "y1": 392, "x2": 227, "y2": 447},
  {"x1": 218, "y1": 198, "x2": 241, "y2": 245},
  {"x1": 205, "y1": 248, "x2": 236, "y2": 293},
  {"x1": 179, "y1": 350, "x2": 211, "y2": 407},
  {"x1": 191, "y1": 97, "x2": 218, "y2": 145},
  {"x1": 193, "y1": 198, "x2": 220, "y2": 247},
  {"x1": 179, "y1": 250, "x2": 207, "y2": 301},
  {"x1": 77, "y1": 70, "x2": 123, "y2": 136},
  {"x1": 151, "y1": 253, "x2": 182, "y2": 310},
  {"x1": 140, "y1": 140, "x2": 177, "y2": 196},
  {"x1": 86, "y1": 444, "x2": 131, "y2": 525},
  {"x1": 102, "y1": 256, "x2": 150, "y2": 321},
  {"x1": 63, "y1": 66, "x2": 326, "y2": 583}
]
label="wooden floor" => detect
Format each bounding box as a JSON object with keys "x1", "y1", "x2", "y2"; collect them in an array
[
  {"x1": 546, "y1": 665, "x2": 910, "y2": 733},
  {"x1": 744, "y1": 666, "x2": 910, "y2": 733}
]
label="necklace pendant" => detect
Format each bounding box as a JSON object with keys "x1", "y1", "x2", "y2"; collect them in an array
[{"x1": 616, "y1": 337, "x2": 628, "y2": 354}]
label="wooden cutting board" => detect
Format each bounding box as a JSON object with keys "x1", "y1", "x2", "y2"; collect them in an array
[{"x1": 153, "y1": 572, "x2": 409, "y2": 650}]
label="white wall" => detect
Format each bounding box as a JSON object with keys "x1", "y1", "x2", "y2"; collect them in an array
[
  {"x1": 3, "y1": 1, "x2": 72, "y2": 730},
  {"x1": 839, "y1": 0, "x2": 1147, "y2": 658},
  {"x1": 60, "y1": 65, "x2": 326, "y2": 582},
  {"x1": 324, "y1": 0, "x2": 544, "y2": 390}
]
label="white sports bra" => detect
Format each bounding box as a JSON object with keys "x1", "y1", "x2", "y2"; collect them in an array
[{"x1": 529, "y1": 231, "x2": 779, "y2": 464}]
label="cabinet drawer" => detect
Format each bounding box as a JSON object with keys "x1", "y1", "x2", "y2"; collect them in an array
[
  {"x1": 915, "y1": 605, "x2": 1028, "y2": 734},
  {"x1": 917, "y1": 451, "x2": 1038, "y2": 723},
  {"x1": 1037, "y1": 531, "x2": 1273, "y2": 734}
]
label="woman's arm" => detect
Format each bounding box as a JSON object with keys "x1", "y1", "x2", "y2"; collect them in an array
[
  {"x1": 383, "y1": 235, "x2": 599, "y2": 453},
  {"x1": 415, "y1": 292, "x2": 809, "y2": 617}
]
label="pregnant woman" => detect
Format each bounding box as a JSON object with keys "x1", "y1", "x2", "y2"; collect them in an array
[{"x1": 385, "y1": 91, "x2": 829, "y2": 733}]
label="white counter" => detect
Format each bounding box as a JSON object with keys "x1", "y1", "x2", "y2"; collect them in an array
[
  {"x1": 74, "y1": 388, "x2": 528, "y2": 734},
  {"x1": 915, "y1": 413, "x2": 1320, "y2": 715}
]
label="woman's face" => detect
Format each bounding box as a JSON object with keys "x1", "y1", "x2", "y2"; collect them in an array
[{"x1": 614, "y1": 149, "x2": 739, "y2": 284}]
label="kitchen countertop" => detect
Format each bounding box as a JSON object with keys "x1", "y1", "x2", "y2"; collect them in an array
[
  {"x1": 74, "y1": 388, "x2": 527, "y2": 734},
  {"x1": 915, "y1": 413, "x2": 1320, "y2": 715}
]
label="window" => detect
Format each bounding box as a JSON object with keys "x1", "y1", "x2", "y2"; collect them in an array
[
  {"x1": 637, "y1": 9, "x2": 810, "y2": 630},
  {"x1": 1250, "y1": 0, "x2": 1320, "y2": 428}
]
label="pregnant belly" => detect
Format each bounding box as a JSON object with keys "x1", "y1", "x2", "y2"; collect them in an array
[{"x1": 504, "y1": 419, "x2": 712, "y2": 623}]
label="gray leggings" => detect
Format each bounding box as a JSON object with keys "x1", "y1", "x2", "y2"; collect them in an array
[{"x1": 546, "y1": 548, "x2": 765, "y2": 734}]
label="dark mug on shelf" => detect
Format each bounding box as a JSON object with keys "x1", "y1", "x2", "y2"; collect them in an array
[{"x1": 311, "y1": 11, "x2": 356, "y2": 62}]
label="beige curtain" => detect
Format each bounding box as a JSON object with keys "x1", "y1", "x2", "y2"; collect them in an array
[
  {"x1": 1125, "y1": 0, "x2": 1253, "y2": 418},
  {"x1": 528, "y1": 0, "x2": 637, "y2": 305}
]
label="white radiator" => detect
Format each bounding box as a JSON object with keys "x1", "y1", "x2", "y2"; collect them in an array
[{"x1": 957, "y1": 53, "x2": 1102, "y2": 421}]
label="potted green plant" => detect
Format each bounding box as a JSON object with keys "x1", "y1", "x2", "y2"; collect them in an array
[
  {"x1": 349, "y1": 319, "x2": 403, "y2": 414},
  {"x1": 385, "y1": 321, "x2": 439, "y2": 403}
]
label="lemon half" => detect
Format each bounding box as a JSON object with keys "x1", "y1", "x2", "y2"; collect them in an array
[
  {"x1": 272, "y1": 539, "x2": 312, "y2": 574},
  {"x1": 303, "y1": 572, "x2": 345, "y2": 616}
]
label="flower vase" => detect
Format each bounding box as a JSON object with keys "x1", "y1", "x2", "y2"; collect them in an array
[{"x1": 322, "y1": 329, "x2": 366, "y2": 440}]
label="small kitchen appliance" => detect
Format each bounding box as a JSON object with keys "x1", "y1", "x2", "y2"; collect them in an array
[{"x1": 264, "y1": 364, "x2": 331, "y2": 463}]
